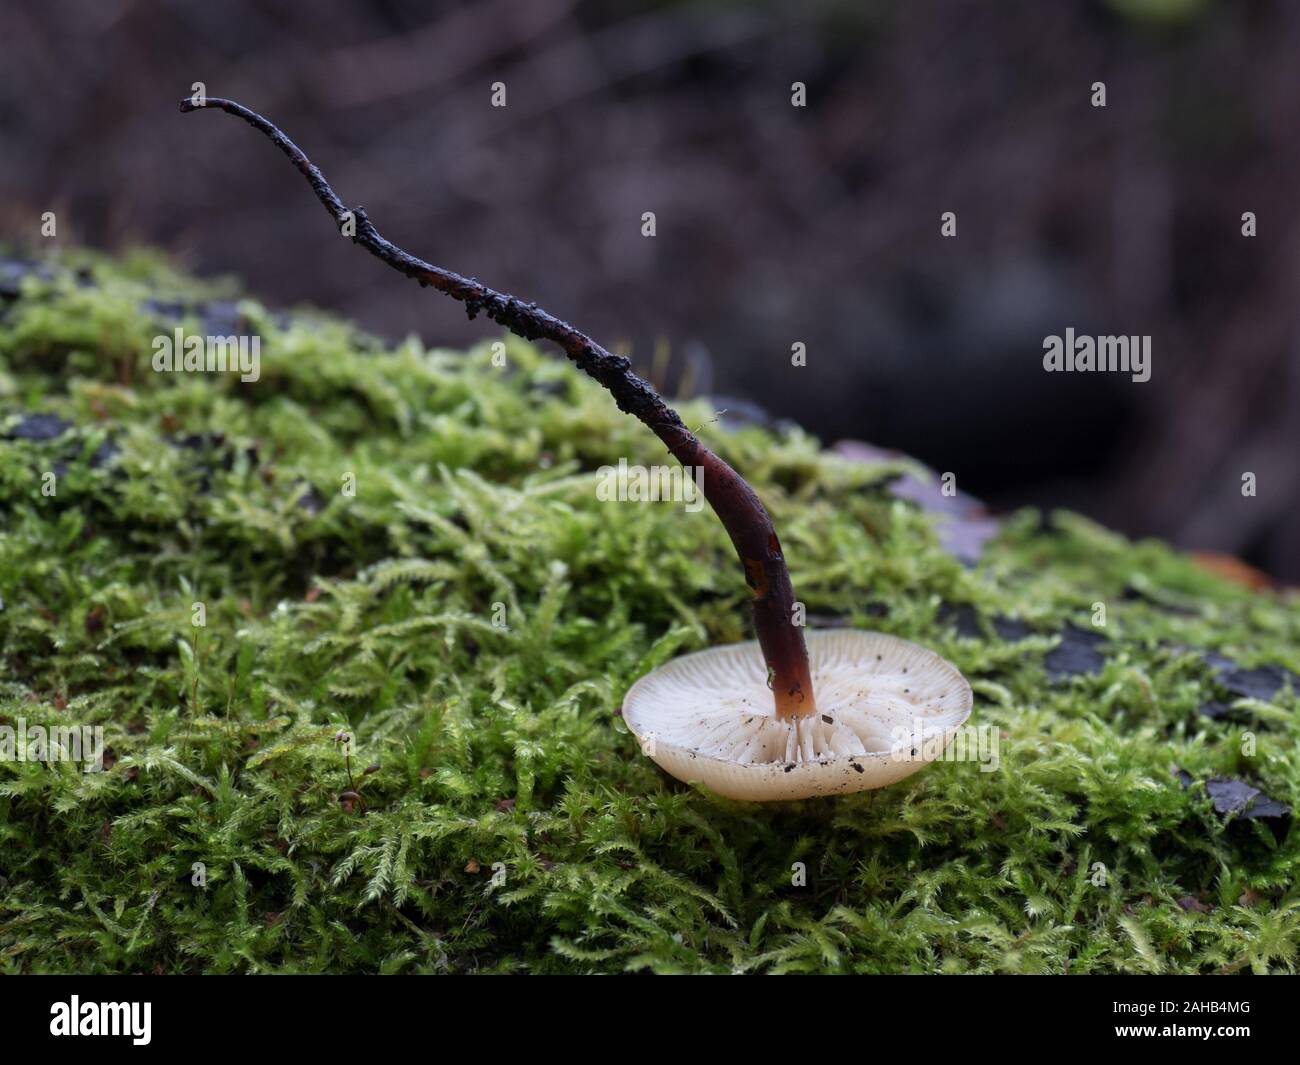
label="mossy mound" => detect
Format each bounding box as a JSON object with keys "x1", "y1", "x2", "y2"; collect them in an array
[{"x1": 1, "y1": 252, "x2": 1298, "y2": 974}]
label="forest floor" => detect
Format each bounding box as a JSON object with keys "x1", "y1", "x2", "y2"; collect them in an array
[{"x1": 1, "y1": 251, "x2": 1297, "y2": 973}]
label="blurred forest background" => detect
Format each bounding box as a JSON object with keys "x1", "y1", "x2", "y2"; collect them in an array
[{"x1": 2, "y1": 0, "x2": 1298, "y2": 581}]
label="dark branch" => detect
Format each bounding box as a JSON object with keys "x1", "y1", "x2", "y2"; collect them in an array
[
  {"x1": 180, "y1": 95, "x2": 817, "y2": 718},
  {"x1": 180, "y1": 96, "x2": 691, "y2": 446}
]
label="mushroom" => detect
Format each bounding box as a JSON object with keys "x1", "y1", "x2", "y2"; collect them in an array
[
  {"x1": 623, "y1": 629, "x2": 971, "y2": 800},
  {"x1": 182, "y1": 98, "x2": 972, "y2": 801}
]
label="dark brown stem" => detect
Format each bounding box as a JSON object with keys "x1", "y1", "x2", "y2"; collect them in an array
[{"x1": 181, "y1": 96, "x2": 816, "y2": 719}]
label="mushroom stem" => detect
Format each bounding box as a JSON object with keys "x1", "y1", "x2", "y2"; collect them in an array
[{"x1": 180, "y1": 96, "x2": 817, "y2": 720}]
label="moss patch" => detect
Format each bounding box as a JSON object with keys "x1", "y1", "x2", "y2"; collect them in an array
[{"x1": 1, "y1": 252, "x2": 1298, "y2": 974}]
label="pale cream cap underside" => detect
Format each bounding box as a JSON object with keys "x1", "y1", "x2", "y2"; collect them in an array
[{"x1": 623, "y1": 629, "x2": 972, "y2": 801}]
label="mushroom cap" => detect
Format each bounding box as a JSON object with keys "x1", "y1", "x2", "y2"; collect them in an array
[{"x1": 623, "y1": 629, "x2": 972, "y2": 801}]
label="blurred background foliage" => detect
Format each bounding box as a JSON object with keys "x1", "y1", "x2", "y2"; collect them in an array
[{"x1": 1, "y1": 0, "x2": 1296, "y2": 579}]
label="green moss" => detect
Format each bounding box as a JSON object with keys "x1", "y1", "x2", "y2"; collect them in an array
[{"x1": 1, "y1": 251, "x2": 1298, "y2": 974}]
